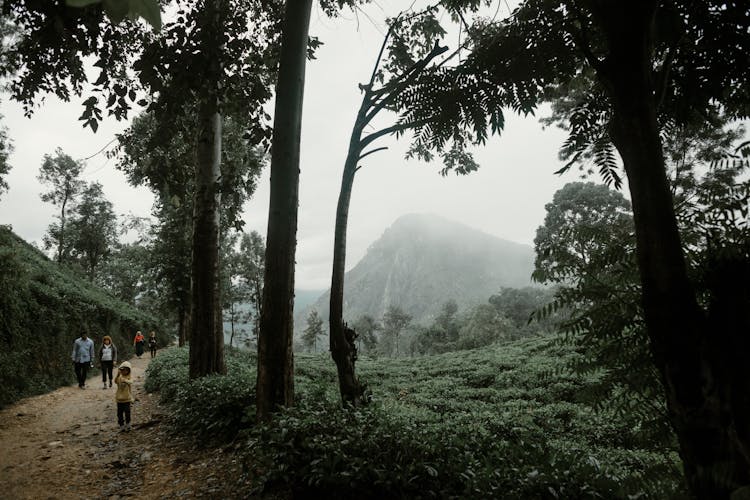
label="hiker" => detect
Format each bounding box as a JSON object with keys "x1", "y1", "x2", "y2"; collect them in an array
[
  {"x1": 148, "y1": 331, "x2": 158, "y2": 358},
  {"x1": 115, "y1": 361, "x2": 134, "y2": 431},
  {"x1": 99, "y1": 336, "x2": 118, "y2": 389},
  {"x1": 133, "y1": 331, "x2": 145, "y2": 358},
  {"x1": 71, "y1": 331, "x2": 95, "y2": 389}
]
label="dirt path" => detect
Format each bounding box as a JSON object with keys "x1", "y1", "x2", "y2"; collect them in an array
[{"x1": 0, "y1": 354, "x2": 247, "y2": 499}]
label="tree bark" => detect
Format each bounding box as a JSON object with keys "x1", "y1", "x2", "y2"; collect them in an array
[
  {"x1": 256, "y1": 0, "x2": 313, "y2": 420},
  {"x1": 591, "y1": 2, "x2": 750, "y2": 496},
  {"x1": 178, "y1": 305, "x2": 187, "y2": 347},
  {"x1": 188, "y1": 100, "x2": 226, "y2": 378},
  {"x1": 329, "y1": 155, "x2": 366, "y2": 405}
]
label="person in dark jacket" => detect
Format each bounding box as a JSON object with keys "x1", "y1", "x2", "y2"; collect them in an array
[{"x1": 148, "y1": 331, "x2": 158, "y2": 358}]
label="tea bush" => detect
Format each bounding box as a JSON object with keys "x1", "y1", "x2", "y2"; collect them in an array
[
  {"x1": 145, "y1": 337, "x2": 684, "y2": 497},
  {"x1": 145, "y1": 346, "x2": 256, "y2": 441}
]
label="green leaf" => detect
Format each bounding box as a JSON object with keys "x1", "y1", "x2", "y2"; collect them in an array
[
  {"x1": 128, "y1": 0, "x2": 162, "y2": 31},
  {"x1": 102, "y1": 0, "x2": 129, "y2": 24},
  {"x1": 66, "y1": 0, "x2": 161, "y2": 31},
  {"x1": 65, "y1": 0, "x2": 101, "y2": 6}
]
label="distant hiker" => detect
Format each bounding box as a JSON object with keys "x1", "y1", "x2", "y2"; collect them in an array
[
  {"x1": 71, "y1": 331, "x2": 95, "y2": 389},
  {"x1": 148, "y1": 331, "x2": 158, "y2": 359},
  {"x1": 115, "y1": 361, "x2": 134, "y2": 431},
  {"x1": 133, "y1": 331, "x2": 145, "y2": 358},
  {"x1": 99, "y1": 336, "x2": 118, "y2": 389}
]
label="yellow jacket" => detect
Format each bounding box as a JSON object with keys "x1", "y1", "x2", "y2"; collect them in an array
[{"x1": 114, "y1": 361, "x2": 134, "y2": 403}]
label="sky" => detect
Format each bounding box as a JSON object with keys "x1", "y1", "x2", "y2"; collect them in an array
[{"x1": 0, "y1": 3, "x2": 583, "y2": 291}]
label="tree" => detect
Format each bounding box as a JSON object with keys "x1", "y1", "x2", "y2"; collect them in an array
[
  {"x1": 66, "y1": 182, "x2": 118, "y2": 279},
  {"x1": 381, "y1": 305, "x2": 411, "y2": 357},
  {"x1": 407, "y1": 2, "x2": 750, "y2": 494},
  {"x1": 38, "y1": 149, "x2": 86, "y2": 264},
  {"x1": 132, "y1": 0, "x2": 278, "y2": 379},
  {"x1": 148, "y1": 198, "x2": 192, "y2": 347},
  {"x1": 98, "y1": 241, "x2": 149, "y2": 305},
  {"x1": 488, "y1": 287, "x2": 555, "y2": 332},
  {"x1": 65, "y1": 0, "x2": 162, "y2": 30},
  {"x1": 533, "y1": 182, "x2": 633, "y2": 284},
  {"x1": 2, "y1": 1, "x2": 145, "y2": 129},
  {"x1": 410, "y1": 300, "x2": 462, "y2": 355},
  {"x1": 0, "y1": 115, "x2": 13, "y2": 200},
  {"x1": 220, "y1": 231, "x2": 244, "y2": 348},
  {"x1": 457, "y1": 303, "x2": 513, "y2": 350},
  {"x1": 532, "y1": 182, "x2": 657, "y2": 427},
  {"x1": 327, "y1": 9, "x2": 453, "y2": 406},
  {"x1": 352, "y1": 314, "x2": 379, "y2": 353},
  {"x1": 118, "y1": 111, "x2": 265, "y2": 353},
  {"x1": 237, "y1": 231, "x2": 265, "y2": 340},
  {"x1": 302, "y1": 310, "x2": 324, "y2": 353},
  {"x1": 256, "y1": 0, "x2": 315, "y2": 419}
]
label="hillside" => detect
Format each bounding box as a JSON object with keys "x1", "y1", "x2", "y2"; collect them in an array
[
  {"x1": 297, "y1": 213, "x2": 536, "y2": 330},
  {"x1": 0, "y1": 226, "x2": 159, "y2": 406}
]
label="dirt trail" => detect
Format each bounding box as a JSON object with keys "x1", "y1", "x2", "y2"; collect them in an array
[{"x1": 0, "y1": 354, "x2": 245, "y2": 499}]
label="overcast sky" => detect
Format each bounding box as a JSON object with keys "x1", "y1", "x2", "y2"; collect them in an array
[{"x1": 0, "y1": 3, "x2": 584, "y2": 290}]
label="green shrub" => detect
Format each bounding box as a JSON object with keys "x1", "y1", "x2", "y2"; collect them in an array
[
  {"x1": 145, "y1": 346, "x2": 256, "y2": 441},
  {"x1": 145, "y1": 336, "x2": 684, "y2": 498}
]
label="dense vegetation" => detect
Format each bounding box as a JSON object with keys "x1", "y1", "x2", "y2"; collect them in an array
[
  {"x1": 146, "y1": 340, "x2": 683, "y2": 498},
  {"x1": 0, "y1": 226, "x2": 159, "y2": 406}
]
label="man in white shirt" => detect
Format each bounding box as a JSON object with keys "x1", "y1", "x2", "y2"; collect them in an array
[{"x1": 71, "y1": 332, "x2": 95, "y2": 389}]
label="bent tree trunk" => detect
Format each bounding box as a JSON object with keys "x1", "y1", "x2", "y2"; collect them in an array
[
  {"x1": 188, "y1": 101, "x2": 226, "y2": 378},
  {"x1": 593, "y1": 3, "x2": 750, "y2": 496},
  {"x1": 256, "y1": 0, "x2": 313, "y2": 420},
  {"x1": 329, "y1": 155, "x2": 365, "y2": 405}
]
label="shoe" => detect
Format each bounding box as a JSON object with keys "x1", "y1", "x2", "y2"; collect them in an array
[
  {"x1": 119, "y1": 425, "x2": 125, "y2": 432},
  {"x1": 125, "y1": 423, "x2": 131, "y2": 432},
  {"x1": 103, "y1": 383, "x2": 107, "y2": 389},
  {"x1": 109, "y1": 381, "x2": 112, "y2": 388}
]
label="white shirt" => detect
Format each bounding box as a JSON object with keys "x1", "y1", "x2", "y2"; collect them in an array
[{"x1": 101, "y1": 345, "x2": 113, "y2": 361}]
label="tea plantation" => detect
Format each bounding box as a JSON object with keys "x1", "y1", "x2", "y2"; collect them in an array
[{"x1": 145, "y1": 337, "x2": 684, "y2": 498}]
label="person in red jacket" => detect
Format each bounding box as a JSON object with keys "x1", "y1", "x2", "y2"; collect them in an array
[{"x1": 133, "y1": 331, "x2": 145, "y2": 358}]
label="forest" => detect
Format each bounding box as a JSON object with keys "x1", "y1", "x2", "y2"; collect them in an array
[{"x1": 0, "y1": 0, "x2": 749, "y2": 498}]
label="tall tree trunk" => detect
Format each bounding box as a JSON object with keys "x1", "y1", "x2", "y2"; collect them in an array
[
  {"x1": 592, "y1": 3, "x2": 750, "y2": 496},
  {"x1": 189, "y1": 101, "x2": 226, "y2": 378},
  {"x1": 178, "y1": 305, "x2": 187, "y2": 347},
  {"x1": 256, "y1": 0, "x2": 313, "y2": 420},
  {"x1": 229, "y1": 300, "x2": 235, "y2": 348},
  {"x1": 58, "y1": 194, "x2": 68, "y2": 263},
  {"x1": 329, "y1": 157, "x2": 366, "y2": 405}
]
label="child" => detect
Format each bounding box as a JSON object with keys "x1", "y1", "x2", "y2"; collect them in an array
[
  {"x1": 99, "y1": 336, "x2": 118, "y2": 389},
  {"x1": 148, "y1": 331, "x2": 158, "y2": 359},
  {"x1": 114, "y1": 361, "x2": 134, "y2": 431}
]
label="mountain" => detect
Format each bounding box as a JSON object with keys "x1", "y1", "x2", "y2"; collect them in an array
[{"x1": 296, "y1": 213, "x2": 536, "y2": 331}]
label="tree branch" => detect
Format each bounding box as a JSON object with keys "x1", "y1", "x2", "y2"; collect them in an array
[
  {"x1": 358, "y1": 146, "x2": 389, "y2": 161},
  {"x1": 360, "y1": 120, "x2": 425, "y2": 149},
  {"x1": 364, "y1": 43, "x2": 449, "y2": 124},
  {"x1": 564, "y1": 1, "x2": 606, "y2": 75}
]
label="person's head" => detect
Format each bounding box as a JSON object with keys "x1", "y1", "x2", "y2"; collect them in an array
[
  {"x1": 119, "y1": 361, "x2": 132, "y2": 376},
  {"x1": 103, "y1": 335, "x2": 112, "y2": 345},
  {"x1": 81, "y1": 332, "x2": 88, "y2": 340},
  {"x1": 136, "y1": 331, "x2": 142, "y2": 336},
  {"x1": 149, "y1": 331, "x2": 155, "y2": 337}
]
